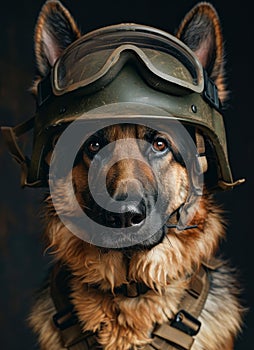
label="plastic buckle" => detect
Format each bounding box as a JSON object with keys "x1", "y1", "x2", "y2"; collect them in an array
[
  {"x1": 171, "y1": 310, "x2": 201, "y2": 336},
  {"x1": 53, "y1": 306, "x2": 78, "y2": 330},
  {"x1": 203, "y1": 69, "x2": 221, "y2": 111}
]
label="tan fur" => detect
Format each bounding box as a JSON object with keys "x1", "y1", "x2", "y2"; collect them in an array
[
  {"x1": 31, "y1": 0, "x2": 81, "y2": 95},
  {"x1": 29, "y1": 192, "x2": 243, "y2": 349},
  {"x1": 27, "y1": 2, "x2": 244, "y2": 349}
]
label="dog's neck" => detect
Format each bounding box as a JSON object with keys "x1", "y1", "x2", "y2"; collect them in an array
[
  {"x1": 45, "y1": 195, "x2": 224, "y2": 293},
  {"x1": 42, "y1": 195, "x2": 227, "y2": 349},
  {"x1": 50, "y1": 256, "x2": 220, "y2": 350}
]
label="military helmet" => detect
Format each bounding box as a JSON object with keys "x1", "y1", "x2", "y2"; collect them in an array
[{"x1": 1, "y1": 24, "x2": 244, "y2": 190}]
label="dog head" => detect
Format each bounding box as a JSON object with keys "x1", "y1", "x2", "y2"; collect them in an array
[
  {"x1": 31, "y1": 1, "x2": 229, "y2": 247},
  {"x1": 1, "y1": 1, "x2": 244, "y2": 287}
]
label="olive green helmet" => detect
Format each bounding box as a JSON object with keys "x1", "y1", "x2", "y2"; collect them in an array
[{"x1": 1, "y1": 24, "x2": 244, "y2": 190}]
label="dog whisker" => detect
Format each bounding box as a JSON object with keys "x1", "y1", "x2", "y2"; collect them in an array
[{"x1": 165, "y1": 234, "x2": 173, "y2": 248}]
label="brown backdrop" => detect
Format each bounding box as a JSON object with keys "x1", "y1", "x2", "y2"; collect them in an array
[{"x1": 0, "y1": 1, "x2": 253, "y2": 349}]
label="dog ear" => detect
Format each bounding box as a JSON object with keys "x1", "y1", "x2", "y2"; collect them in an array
[
  {"x1": 176, "y1": 3, "x2": 226, "y2": 101},
  {"x1": 34, "y1": 0, "x2": 81, "y2": 77}
]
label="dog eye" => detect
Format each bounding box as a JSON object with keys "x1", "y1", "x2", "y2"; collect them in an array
[
  {"x1": 152, "y1": 137, "x2": 169, "y2": 153},
  {"x1": 87, "y1": 140, "x2": 101, "y2": 154}
]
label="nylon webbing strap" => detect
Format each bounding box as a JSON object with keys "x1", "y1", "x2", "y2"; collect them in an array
[
  {"x1": 1, "y1": 127, "x2": 26, "y2": 164},
  {"x1": 1, "y1": 117, "x2": 36, "y2": 187},
  {"x1": 143, "y1": 265, "x2": 210, "y2": 350},
  {"x1": 1, "y1": 117, "x2": 35, "y2": 163},
  {"x1": 153, "y1": 324, "x2": 194, "y2": 349},
  {"x1": 181, "y1": 265, "x2": 209, "y2": 318},
  {"x1": 51, "y1": 263, "x2": 214, "y2": 350},
  {"x1": 50, "y1": 266, "x2": 100, "y2": 349},
  {"x1": 195, "y1": 130, "x2": 208, "y2": 174}
]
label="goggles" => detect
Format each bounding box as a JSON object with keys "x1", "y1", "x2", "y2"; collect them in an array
[{"x1": 38, "y1": 24, "x2": 219, "y2": 109}]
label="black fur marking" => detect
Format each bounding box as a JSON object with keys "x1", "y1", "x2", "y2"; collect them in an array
[
  {"x1": 179, "y1": 14, "x2": 216, "y2": 75},
  {"x1": 46, "y1": 10, "x2": 78, "y2": 51}
]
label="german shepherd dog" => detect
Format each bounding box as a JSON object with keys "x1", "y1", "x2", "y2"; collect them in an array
[{"x1": 26, "y1": 1, "x2": 244, "y2": 349}]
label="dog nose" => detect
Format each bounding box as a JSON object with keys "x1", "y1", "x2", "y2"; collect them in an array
[
  {"x1": 105, "y1": 200, "x2": 146, "y2": 228},
  {"x1": 104, "y1": 178, "x2": 147, "y2": 228}
]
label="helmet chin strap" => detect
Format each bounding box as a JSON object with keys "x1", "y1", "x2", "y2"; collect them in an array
[
  {"x1": 0, "y1": 117, "x2": 42, "y2": 187},
  {"x1": 164, "y1": 194, "x2": 200, "y2": 232},
  {"x1": 165, "y1": 129, "x2": 206, "y2": 232},
  {"x1": 195, "y1": 129, "x2": 208, "y2": 174}
]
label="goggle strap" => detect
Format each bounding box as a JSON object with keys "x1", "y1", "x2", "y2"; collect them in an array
[{"x1": 195, "y1": 129, "x2": 208, "y2": 174}]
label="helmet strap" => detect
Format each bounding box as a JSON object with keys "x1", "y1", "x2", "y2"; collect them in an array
[
  {"x1": 0, "y1": 117, "x2": 41, "y2": 187},
  {"x1": 195, "y1": 129, "x2": 208, "y2": 174},
  {"x1": 164, "y1": 130, "x2": 207, "y2": 232}
]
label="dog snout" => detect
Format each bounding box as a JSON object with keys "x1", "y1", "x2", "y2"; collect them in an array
[
  {"x1": 104, "y1": 179, "x2": 146, "y2": 228},
  {"x1": 112, "y1": 178, "x2": 144, "y2": 201},
  {"x1": 105, "y1": 199, "x2": 146, "y2": 228}
]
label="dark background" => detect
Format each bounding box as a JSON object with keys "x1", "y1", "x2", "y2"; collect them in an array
[{"x1": 0, "y1": 0, "x2": 253, "y2": 349}]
